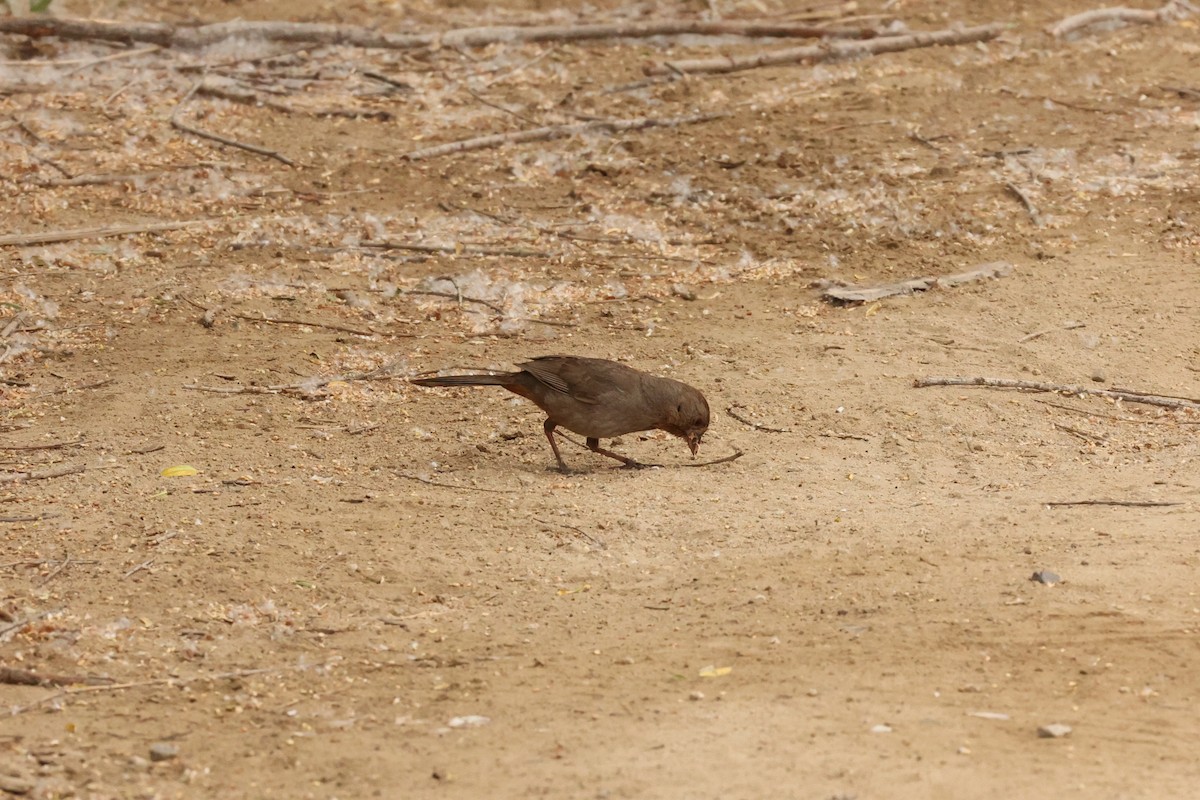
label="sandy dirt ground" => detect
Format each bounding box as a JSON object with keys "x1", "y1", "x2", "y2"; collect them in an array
[{"x1": 2, "y1": 0, "x2": 1199, "y2": 797}]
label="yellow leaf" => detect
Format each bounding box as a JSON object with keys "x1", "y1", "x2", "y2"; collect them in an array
[
  {"x1": 160, "y1": 465, "x2": 198, "y2": 477},
  {"x1": 699, "y1": 665, "x2": 732, "y2": 678}
]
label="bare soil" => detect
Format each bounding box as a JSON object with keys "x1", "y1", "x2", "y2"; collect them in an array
[{"x1": 2, "y1": 0, "x2": 1199, "y2": 798}]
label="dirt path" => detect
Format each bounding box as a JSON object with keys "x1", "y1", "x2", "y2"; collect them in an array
[{"x1": 2, "y1": 1, "x2": 1199, "y2": 797}]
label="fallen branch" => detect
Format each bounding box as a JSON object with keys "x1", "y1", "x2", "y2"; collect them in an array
[
  {"x1": 1045, "y1": 499, "x2": 1182, "y2": 507},
  {"x1": 0, "y1": 220, "x2": 210, "y2": 248},
  {"x1": 1047, "y1": 1, "x2": 1195, "y2": 37},
  {"x1": 0, "y1": 463, "x2": 86, "y2": 484},
  {"x1": 171, "y1": 78, "x2": 297, "y2": 167},
  {"x1": 0, "y1": 514, "x2": 56, "y2": 523},
  {"x1": 821, "y1": 261, "x2": 1012, "y2": 303},
  {"x1": 914, "y1": 376, "x2": 1200, "y2": 411},
  {"x1": 644, "y1": 23, "x2": 1003, "y2": 76},
  {"x1": 0, "y1": 16, "x2": 878, "y2": 52},
  {"x1": 403, "y1": 113, "x2": 722, "y2": 161}
]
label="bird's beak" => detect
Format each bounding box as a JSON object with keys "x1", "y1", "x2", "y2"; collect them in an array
[{"x1": 687, "y1": 434, "x2": 701, "y2": 458}]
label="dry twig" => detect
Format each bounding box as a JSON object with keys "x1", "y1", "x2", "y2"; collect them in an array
[
  {"x1": 184, "y1": 360, "x2": 404, "y2": 396},
  {"x1": 1047, "y1": 1, "x2": 1195, "y2": 37},
  {"x1": 914, "y1": 376, "x2": 1200, "y2": 411},
  {"x1": 403, "y1": 113, "x2": 722, "y2": 161},
  {"x1": 0, "y1": 464, "x2": 86, "y2": 484},
  {"x1": 821, "y1": 262, "x2": 1012, "y2": 303},
  {"x1": 727, "y1": 404, "x2": 791, "y2": 433},
  {"x1": 0, "y1": 220, "x2": 210, "y2": 248},
  {"x1": 171, "y1": 78, "x2": 297, "y2": 166},
  {"x1": 393, "y1": 472, "x2": 514, "y2": 494},
  {"x1": 10, "y1": 663, "x2": 325, "y2": 715},
  {"x1": 0, "y1": 439, "x2": 83, "y2": 451},
  {"x1": 1044, "y1": 499, "x2": 1182, "y2": 508},
  {"x1": 1004, "y1": 182, "x2": 1041, "y2": 225},
  {"x1": 644, "y1": 23, "x2": 1003, "y2": 76}
]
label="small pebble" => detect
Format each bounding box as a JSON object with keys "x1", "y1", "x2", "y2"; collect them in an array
[
  {"x1": 1037, "y1": 723, "x2": 1072, "y2": 738},
  {"x1": 1031, "y1": 570, "x2": 1061, "y2": 585},
  {"x1": 870, "y1": 724, "x2": 893, "y2": 734},
  {"x1": 448, "y1": 715, "x2": 490, "y2": 728},
  {"x1": 671, "y1": 283, "x2": 698, "y2": 301},
  {"x1": 1090, "y1": 370, "x2": 1105, "y2": 383},
  {"x1": 148, "y1": 743, "x2": 178, "y2": 762},
  {"x1": 688, "y1": 691, "x2": 705, "y2": 701}
]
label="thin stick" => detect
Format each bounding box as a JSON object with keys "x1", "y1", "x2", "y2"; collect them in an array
[
  {"x1": 644, "y1": 23, "x2": 1003, "y2": 76},
  {"x1": 361, "y1": 241, "x2": 553, "y2": 258},
  {"x1": 557, "y1": 433, "x2": 744, "y2": 469},
  {"x1": 1036, "y1": 399, "x2": 1159, "y2": 424},
  {"x1": 0, "y1": 438, "x2": 83, "y2": 451},
  {"x1": 123, "y1": 558, "x2": 155, "y2": 579},
  {"x1": 0, "y1": 463, "x2": 86, "y2": 484},
  {"x1": 0, "y1": 220, "x2": 210, "y2": 248},
  {"x1": 1047, "y1": 2, "x2": 1189, "y2": 37},
  {"x1": 62, "y1": 44, "x2": 161, "y2": 76},
  {"x1": 1045, "y1": 499, "x2": 1182, "y2": 508},
  {"x1": 726, "y1": 404, "x2": 791, "y2": 433},
  {"x1": 184, "y1": 360, "x2": 405, "y2": 396},
  {"x1": 171, "y1": 78, "x2": 297, "y2": 167},
  {"x1": 0, "y1": 514, "x2": 57, "y2": 523},
  {"x1": 914, "y1": 376, "x2": 1200, "y2": 412},
  {"x1": 1019, "y1": 321, "x2": 1085, "y2": 342},
  {"x1": 393, "y1": 472, "x2": 514, "y2": 494},
  {"x1": 10, "y1": 663, "x2": 323, "y2": 715},
  {"x1": 180, "y1": 295, "x2": 382, "y2": 336},
  {"x1": 1004, "y1": 182, "x2": 1041, "y2": 225},
  {"x1": 34, "y1": 379, "x2": 113, "y2": 398},
  {"x1": 38, "y1": 553, "x2": 72, "y2": 586},
  {"x1": 1052, "y1": 422, "x2": 1108, "y2": 444},
  {"x1": 534, "y1": 517, "x2": 607, "y2": 550},
  {"x1": 403, "y1": 113, "x2": 722, "y2": 161}
]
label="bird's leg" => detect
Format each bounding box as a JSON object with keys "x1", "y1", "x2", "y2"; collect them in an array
[
  {"x1": 543, "y1": 419, "x2": 573, "y2": 474},
  {"x1": 586, "y1": 436, "x2": 648, "y2": 470}
]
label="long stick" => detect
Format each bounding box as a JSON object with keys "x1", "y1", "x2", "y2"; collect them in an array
[
  {"x1": 643, "y1": 23, "x2": 1003, "y2": 76},
  {"x1": 0, "y1": 220, "x2": 208, "y2": 248},
  {"x1": 404, "y1": 113, "x2": 721, "y2": 161},
  {"x1": 914, "y1": 376, "x2": 1200, "y2": 411}
]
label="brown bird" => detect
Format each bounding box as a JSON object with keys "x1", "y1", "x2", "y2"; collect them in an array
[{"x1": 410, "y1": 355, "x2": 710, "y2": 473}]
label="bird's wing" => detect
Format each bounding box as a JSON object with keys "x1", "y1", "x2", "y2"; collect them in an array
[{"x1": 520, "y1": 357, "x2": 602, "y2": 404}]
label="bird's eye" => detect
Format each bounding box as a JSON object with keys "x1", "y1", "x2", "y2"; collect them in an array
[{"x1": 676, "y1": 403, "x2": 683, "y2": 413}]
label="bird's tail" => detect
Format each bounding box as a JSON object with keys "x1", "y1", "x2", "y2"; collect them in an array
[{"x1": 410, "y1": 373, "x2": 514, "y2": 388}]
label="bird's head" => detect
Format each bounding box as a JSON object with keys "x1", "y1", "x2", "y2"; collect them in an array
[{"x1": 662, "y1": 384, "x2": 710, "y2": 458}]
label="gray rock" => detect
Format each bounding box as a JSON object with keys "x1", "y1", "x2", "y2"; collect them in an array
[
  {"x1": 1031, "y1": 570, "x2": 1061, "y2": 585},
  {"x1": 1037, "y1": 723, "x2": 1072, "y2": 738},
  {"x1": 148, "y1": 743, "x2": 178, "y2": 762}
]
